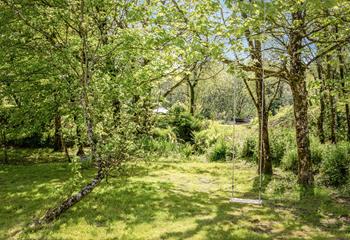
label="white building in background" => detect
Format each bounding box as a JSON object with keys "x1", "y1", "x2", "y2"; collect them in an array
[{"x1": 153, "y1": 106, "x2": 168, "y2": 114}]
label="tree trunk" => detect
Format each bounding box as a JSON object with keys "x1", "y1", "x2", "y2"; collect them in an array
[
  {"x1": 74, "y1": 115, "x2": 86, "y2": 157},
  {"x1": 38, "y1": 172, "x2": 103, "y2": 224},
  {"x1": 258, "y1": 110, "x2": 272, "y2": 174},
  {"x1": 254, "y1": 40, "x2": 272, "y2": 175},
  {"x1": 329, "y1": 95, "x2": 337, "y2": 144},
  {"x1": 346, "y1": 105, "x2": 350, "y2": 142},
  {"x1": 239, "y1": 4, "x2": 272, "y2": 175},
  {"x1": 53, "y1": 114, "x2": 64, "y2": 152},
  {"x1": 316, "y1": 61, "x2": 326, "y2": 144},
  {"x1": 256, "y1": 72, "x2": 272, "y2": 175},
  {"x1": 37, "y1": 1, "x2": 103, "y2": 225},
  {"x1": 63, "y1": 139, "x2": 71, "y2": 163},
  {"x1": 338, "y1": 47, "x2": 350, "y2": 141},
  {"x1": 290, "y1": 78, "x2": 313, "y2": 187},
  {"x1": 326, "y1": 55, "x2": 337, "y2": 144},
  {"x1": 289, "y1": 10, "x2": 313, "y2": 190},
  {"x1": 188, "y1": 81, "x2": 195, "y2": 115}
]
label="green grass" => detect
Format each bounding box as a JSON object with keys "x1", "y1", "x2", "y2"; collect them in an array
[
  {"x1": 0, "y1": 148, "x2": 69, "y2": 164},
  {"x1": 1, "y1": 157, "x2": 350, "y2": 240}
]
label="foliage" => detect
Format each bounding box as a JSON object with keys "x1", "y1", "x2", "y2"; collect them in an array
[
  {"x1": 194, "y1": 121, "x2": 226, "y2": 153},
  {"x1": 180, "y1": 143, "x2": 194, "y2": 159},
  {"x1": 150, "y1": 127, "x2": 177, "y2": 143},
  {"x1": 167, "y1": 104, "x2": 206, "y2": 143},
  {"x1": 281, "y1": 148, "x2": 298, "y2": 174},
  {"x1": 320, "y1": 142, "x2": 350, "y2": 187},
  {"x1": 207, "y1": 140, "x2": 230, "y2": 162},
  {"x1": 240, "y1": 136, "x2": 257, "y2": 160},
  {"x1": 269, "y1": 129, "x2": 296, "y2": 165}
]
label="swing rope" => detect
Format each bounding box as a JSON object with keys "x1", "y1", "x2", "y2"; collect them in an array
[{"x1": 230, "y1": 0, "x2": 266, "y2": 205}]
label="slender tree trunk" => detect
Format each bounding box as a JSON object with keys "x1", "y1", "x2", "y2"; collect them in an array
[
  {"x1": 258, "y1": 110, "x2": 271, "y2": 174},
  {"x1": 53, "y1": 114, "x2": 64, "y2": 151},
  {"x1": 38, "y1": 0, "x2": 103, "y2": 225},
  {"x1": 329, "y1": 96, "x2": 337, "y2": 144},
  {"x1": 74, "y1": 115, "x2": 85, "y2": 157},
  {"x1": 62, "y1": 138, "x2": 71, "y2": 163},
  {"x1": 254, "y1": 39, "x2": 272, "y2": 175},
  {"x1": 326, "y1": 55, "x2": 337, "y2": 144},
  {"x1": 37, "y1": 172, "x2": 103, "y2": 224},
  {"x1": 316, "y1": 61, "x2": 325, "y2": 144},
  {"x1": 346, "y1": 105, "x2": 350, "y2": 142},
  {"x1": 289, "y1": 10, "x2": 313, "y2": 191},
  {"x1": 238, "y1": 4, "x2": 272, "y2": 174},
  {"x1": 256, "y1": 71, "x2": 272, "y2": 175},
  {"x1": 188, "y1": 81, "x2": 195, "y2": 115},
  {"x1": 338, "y1": 48, "x2": 350, "y2": 141}
]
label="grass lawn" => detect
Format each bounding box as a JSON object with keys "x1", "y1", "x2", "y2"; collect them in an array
[{"x1": 1, "y1": 156, "x2": 350, "y2": 240}]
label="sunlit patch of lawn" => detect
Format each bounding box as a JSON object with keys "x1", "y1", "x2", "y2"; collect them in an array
[{"x1": 1, "y1": 157, "x2": 349, "y2": 239}]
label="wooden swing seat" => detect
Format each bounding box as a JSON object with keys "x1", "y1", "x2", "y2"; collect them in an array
[{"x1": 229, "y1": 198, "x2": 263, "y2": 205}]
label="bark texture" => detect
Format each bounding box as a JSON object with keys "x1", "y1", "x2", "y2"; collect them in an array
[{"x1": 289, "y1": 10, "x2": 313, "y2": 188}]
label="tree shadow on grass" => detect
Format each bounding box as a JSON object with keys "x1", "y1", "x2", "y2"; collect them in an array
[
  {"x1": 0, "y1": 164, "x2": 75, "y2": 239},
  {"x1": 4, "y1": 162, "x2": 350, "y2": 240},
  {"x1": 37, "y1": 178, "x2": 349, "y2": 239}
]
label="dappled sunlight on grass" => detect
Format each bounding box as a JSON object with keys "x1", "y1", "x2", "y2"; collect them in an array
[
  {"x1": 1, "y1": 159, "x2": 349, "y2": 239},
  {"x1": 0, "y1": 148, "x2": 70, "y2": 164}
]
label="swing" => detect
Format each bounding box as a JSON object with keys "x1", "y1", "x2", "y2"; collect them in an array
[
  {"x1": 229, "y1": 89, "x2": 263, "y2": 205},
  {"x1": 229, "y1": 1, "x2": 266, "y2": 205},
  {"x1": 229, "y1": 76, "x2": 264, "y2": 205}
]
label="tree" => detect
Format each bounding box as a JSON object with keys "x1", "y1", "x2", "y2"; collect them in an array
[
  {"x1": 265, "y1": 0, "x2": 350, "y2": 191},
  {"x1": 1, "y1": 0, "x2": 181, "y2": 225}
]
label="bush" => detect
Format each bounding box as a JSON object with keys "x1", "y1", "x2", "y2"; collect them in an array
[
  {"x1": 160, "y1": 104, "x2": 206, "y2": 143},
  {"x1": 171, "y1": 112, "x2": 203, "y2": 143},
  {"x1": 269, "y1": 129, "x2": 295, "y2": 165},
  {"x1": 180, "y1": 143, "x2": 194, "y2": 159},
  {"x1": 310, "y1": 137, "x2": 324, "y2": 169},
  {"x1": 320, "y1": 142, "x2": 350, "y2": 187},
  {"x1": 151, "y1": 127, "x2": 177, "y2": 143},
  {"x1": 240, "y1": 136, "x2": 257, "y2": 160},
  {"x1": 208, "y1": 140, "x2": 230, "y2": 161},
  {"x1": 281, "y1": 148, "x2": 298, "y2": 173},
  {"x1": 140, "y1": 137, "x2": 177, "y2": 156},
  {"x1": 193, "y1": 126, "x2": 221, "y2": 154}
]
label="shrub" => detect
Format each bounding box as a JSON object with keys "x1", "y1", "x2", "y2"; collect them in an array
[
  {"x1": 208, "y1": 140, "x2": 230, "y2": 161},
  {"x1": 140, "y1": 137, "x2": 176, "y2": 156},
  {"x1": 180, "y1": 143, "x2": 193, "y2": 159},
  {"x1": 193, "y1": 128, "x2": 220, "y2": 154},
  {"x1": 171, "y1": 112, "x2": 203, "y2": 143},
  {"x1": 310, "y1": 137, "x2": 324, "y2": 169},
  {"x1": 269, "y1": 129, "x2": 295, "y2": 165},
  {"x1": 281, "y1": 148, "x2": 298, "y2": 173},
  {"x1": 320, "y1": 142, "x2": 350, "y2": 187},
  {"x1": 151, "y1": 127, "x2": 177, "y2": 143},
  {"x1": 162, "y1": 104, "x2": 205, "y2": 143},
  {"x1": 240, "y1": 136, "x2": 257, "y2": 160}
]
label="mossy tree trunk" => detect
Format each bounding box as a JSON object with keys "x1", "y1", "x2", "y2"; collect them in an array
[{"x1": 288, "y1": 9, "x2": 313, "y2": 190}]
